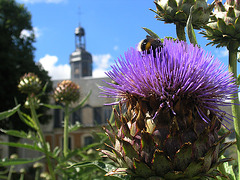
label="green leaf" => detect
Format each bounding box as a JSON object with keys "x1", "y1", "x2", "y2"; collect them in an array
[
  {"x1": 142, "y1": 27, "x2": 160, "y2": 39},
  {"x1": 17, "y1": 111, "x2": 36, "y2": 130},
  {"x1": 234, "y1": 17, "x2": 240, "y2": 33},
  {"x1": 122, "y1": 141, "x2": 138, "y2": 159},
  {"x1": 70, "y1": 90, "x2": 92, "y2": 114},
  {"x1": 52, "y1": 146, "x2": 61, "y2": 158},
  {"x1": 0, "y1": 104, "x2": 20, "y2": 121},
  {"x1": 186, "y1": 6, "x2": 197, "y2": 45},
  {"x1": 173, "y1": 142, "x2": 192, "y2": 171},
  {"x1": 0, "y1": 142, "x2": 44, "y2": 152},
  {"x1": 226, "y1": 24, "x2": 236, "y2": 36},
  {"x1": 40, "y1": 103, "x2": 63, "y2": 110},
  {"x1": 217, "y1": 18, "x2": 227, "y2": 34},
  {"x1": 69, "y1": 161, "x2": 123, "y2": 179},
  {"x1": 217, "y1": 155, "x2": 236, "y2": 180},
  {"x1": 0, "y1": 129, "x2": 37, "y2": 141},
  {"x1": 36, "y1": 82, "x2": 49, "y2": 98},
  {"x1": 68, "y1": 121, "x2": 81, "y2": 133},
  {"x1": 0, "y1": 175, "x2": 7, "y2": 180},
  {"x1": 133, "y1": 159, "x2": 153, "y2": 178},
  {"x1": 237, "y1": 74, "x2": 240, "y2": 85},
  {"x1": 152, "y1": 150, "x2": 172, "y2": 176},
  {"x1": 0, "y1": 156, "x2": 44, "y2": 166}
]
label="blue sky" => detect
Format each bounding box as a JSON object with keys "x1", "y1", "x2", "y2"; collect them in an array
[{"x1": 17, "y1": 0, "x2": 236, "y2": 80}]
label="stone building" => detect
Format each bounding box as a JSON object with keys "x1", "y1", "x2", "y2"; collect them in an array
[{"x1": 41, "y1": 26, "x2": 113, "y2": 151}]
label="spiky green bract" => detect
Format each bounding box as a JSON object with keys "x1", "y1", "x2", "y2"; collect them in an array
[
  {"x1": 54, "y1": 80, "x2": 80, "y2": 105},
  {"x1": 201, "y1": 0, "x2": 240, "y2": 48},
  {"x1": 18, "y1": 73, "x2": 42, "y2": 95},
  {"x1": 100, "y1": 39, "x2": 237, "y2": 179},
  {"x1": 151, "y1": 0, "x2": 215, "y2": 29}
]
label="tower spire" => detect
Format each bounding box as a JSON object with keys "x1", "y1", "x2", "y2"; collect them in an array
[
  {"x1": 70, "y1": 25, "x2": 92, "y2": 80},
  {"x1": 75, "y1": 27, "x2": 85, "y2": 50}
]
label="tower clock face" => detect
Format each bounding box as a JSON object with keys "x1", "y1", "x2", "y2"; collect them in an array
[{"x1": 74, "y1": 67, "x2": 80, "y2": 78}]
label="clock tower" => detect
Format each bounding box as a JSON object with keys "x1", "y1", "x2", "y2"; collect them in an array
[{"x1": 70, "y1": 26, "x2": 92, "y2": 80}]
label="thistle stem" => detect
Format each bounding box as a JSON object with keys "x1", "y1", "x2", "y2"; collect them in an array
[
  {"x1": 29, "y1": 96, "x2": 55, "y2": 180},
  {"x1": 176, "y1": 23, "x2": 186, "y2": 41},
  {"x1": 227, "y1": 42, "x2": 240, "y2": 180},
  {"x1": 7, "y1": 165, "x2": 14, "y2": 180},
  {"x1": 63, "y1": 103, "x2": 70, "y2": 157}
]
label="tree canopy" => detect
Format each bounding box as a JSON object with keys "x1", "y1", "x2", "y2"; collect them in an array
[{"x1": 0, "y1": 0, "x2": 52, "y2": 130}]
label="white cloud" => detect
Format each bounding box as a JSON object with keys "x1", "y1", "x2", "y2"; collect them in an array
[
  {"x1": 38, "y1": 53, "x2": 111, "y2": 80},
  {"x1": 39, "y1": 54, "x2": 70, "y2": 80},
  {"x1": 92, "y1": 54, "x2": 112, "y2": 78},
  {"x1": 215, "y1": 48, "x2": 228, "y2": 58},
  {"x1": 20, "y1": 27, "x2": 41, "y2": 39},
  {"x1": 18, "y1": 0, "x2": 66, "y2": 4},
  {"x1": 113, "y1": 45, "x2": 119, "y2": 51}
]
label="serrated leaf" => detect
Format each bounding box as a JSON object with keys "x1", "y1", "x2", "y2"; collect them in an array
[
  {"x1": 69, "y1": 161, "x2": 122, "y2": 179},
  {"x1": 52, "y1": 146, "x2": 61, "y2": 158},
  {"x1": 142, "y1": 27, "x2": 160, "y2": 39},
  {"x1": 70, "y1": 90, "x2": 92, "y2": 114},
  {"x1": 0, "y1": 104, "x2": 20, "y2": 121},
  {"x1": 0, "y1": 129, "x2": 38, "y2": 141},
  {"x1": 186, "y1": 6, "x2": 197, "y2": 45},
  {"x1": 68, "y1": 121, "x2": 81, "y2": 133},
  {"x1": 237, "y1": 74, "x2": 240, "y2": 85},
  {"x1": 0, "y1": 156, "x2": 44, "y2": 166},
  {"x1": 217, "y1": 155, "x2": 236, "y2": 180},
  {"x1": 17, "y1": 110, "x2": 36, "y2": 130},
  {"x1": 40, "y1": 103, "x2": 63, "y2": 110},
  {"x1": 0, "y1": 142, "x2": 44, "y2": 152}
]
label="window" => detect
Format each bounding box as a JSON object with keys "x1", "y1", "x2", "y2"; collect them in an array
[
  {"x1": 72, "y1": 110, "x2": 82, "y2": 124},
  {"x1": 74, "y1": 62, "x2": 80, "y2": 78},
  {"x1": 84, "y1": 136, "x2": 93, "y2": 146},
  {"x1": 93, "y1": 107, "x2": 102, "y2": 125},
  {"x1": 103, "y1": 106, "x2": 112, "y2": 124},
  {"x1": 82, "y1": 61, "x2": 89, "y2": 77}
]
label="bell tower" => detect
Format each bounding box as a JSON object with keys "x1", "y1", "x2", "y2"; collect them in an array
[{"x1": 70, "y1": 26, "x2": 92, "y2": 80}]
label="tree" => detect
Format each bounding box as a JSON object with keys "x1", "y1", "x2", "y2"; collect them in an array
[{"x1": 0, "y1": 0, "x2": 52, "y2": 131}]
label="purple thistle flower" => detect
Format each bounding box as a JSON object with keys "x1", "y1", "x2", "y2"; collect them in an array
[{"x1": 101, "y1": 39, "x2": 238, "y2": 125}]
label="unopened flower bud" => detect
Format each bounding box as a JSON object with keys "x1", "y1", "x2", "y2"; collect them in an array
[
  {"x1": 54, "y1": 80, "x2": 80, "y2": 104},
  {"x1": 18, "y1": 73, "x2": 42, "y2": 94}
]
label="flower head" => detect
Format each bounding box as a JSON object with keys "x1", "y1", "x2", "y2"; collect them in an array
[
  {"x1": 201, "y1": 0, "x2": 240, "y2": 47},
  {"x1": 54, "y1": 80, "x2": 80, "y2": 104},
  {"x1": 18, "y1": 73, "x2": 42, "y2": 94},
  {"x1": 101, "y1": 39, "x2": 238, "y2": 126}
]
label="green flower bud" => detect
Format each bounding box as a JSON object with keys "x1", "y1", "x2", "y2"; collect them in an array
[
  {"x1": 201, "y1": 0, "x2": 240, "y2": 47},
  {"x1": 18, "y1": 73, "x2": 42, "y2": 95},
  {"x1": 54, "y1": 80, "x2": 80, "y2": 104},
  {"x1": 151, "y1": 0, "x2": 214, "y2": 29}
]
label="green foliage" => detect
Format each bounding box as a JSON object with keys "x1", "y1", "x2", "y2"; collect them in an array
[
  {"x1": 0, "y1": 0, "x2": 52, "y2": 131},
  {"x1": 0, "y1": 84, "x2": 120, "y2": 179}
]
